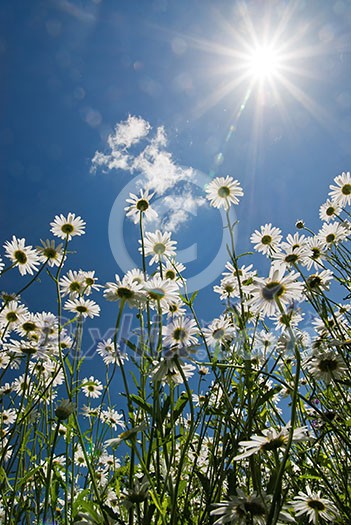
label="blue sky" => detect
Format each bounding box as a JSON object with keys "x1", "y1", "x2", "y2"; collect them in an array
[{"x1": 2, "y1": 0, "x2": 351, "y2": 329}]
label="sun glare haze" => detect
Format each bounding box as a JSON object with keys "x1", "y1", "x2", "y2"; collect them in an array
[{"x1": 246, "y1": 45, "x2": 282, "y2": 80}]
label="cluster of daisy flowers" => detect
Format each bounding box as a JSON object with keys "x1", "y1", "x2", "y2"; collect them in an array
[
  {"x1": 111, "y1": 174, "x2": 351, "y2": 522},
  {"x1": 1, "y1": 171, "x2": 351, "y2": 524},
  {"x1": 0, "y1": 213, "x2": 128, "y2": 522},
  {"x1": 203, "y1": 171, "x2": 351, "y2": 524}
]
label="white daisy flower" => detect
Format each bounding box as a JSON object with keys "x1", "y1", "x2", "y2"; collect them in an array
[
  {"x1": 124, "y1": 268, "x2": 146, "y2": 285},
  {"x1": 305, "y1": 269, "x2": 334, "y2": 292},
  {"x1": 104, "y1": 273, "x2": 145, "y2": 308},
  {"x1": 11, "y1": 373, "x2": 31, "y2": 396},
  {"x1": 163, "y1": 316, "x2": 198, "y2": 350},
  {"x1": 96, "y1": 338, "x2": 128, "y2": 366},
  {"x1": 0, "y1": 382, "x2": 12, "y2": 395},
  {"x1": 0, "y1": 354, "x2": 10, "y2": 369},
  {"x1": 59, "y1": 270, "x2": 85, "y2": 298},
  {"x1": 99, "y1": 452, "x2": 121, "y2": 470},
  {"x1": 64, "y1": 297, "x2": 100, "y2": 318},
  {"x1": 1, "y1": 408, "x2": 17, "y2": 426},
  {"x1": 272, "y1": 233, "x2": 309, "y2": 270},
  {"x1": 302, "y1": 236, "x2": 328, "y2": 270},
  {"x1": 328, "y1": 170, "x2": 351, "y2": 207},
  {"x1": 317, "y1": 221, "x2": 349, "y2": 249},
  {"x1": 36, "y1": 239, "x2": 65, "y2": 267},
  {"x1": 5, "y1": 338, "x2": 41, "y2": 359},
  {"x1": 143, "y1": 275, "x2": 179, "y2": 311},
  {"x1": 234, "y1": 425, "x2": 309, "y2": 461},
  {"x1": 162, "y1": 259, "x2": 186, "y2": 286},
  {"x1": 250, "y1": 224, "x2": 282, "y2": 255},
  {"x1": 125, "y1": 189, "x2": 158, "y2": 224},
  {"x1": 222, "y1": 262, "x2": 256, "y2": 285},
  {"x1": 36, "y1": 312, "x2": 59, "y2": 340},
  {"x1": 305, "y1": 350, "x2": 347, "y2": 384},
  {"x1": 50, "y1": 212, "x2": 86, "y2": 240},
  {"x1": 271, "y1": 307, "x2": 304, "y2": 332},
  {"x1": 0, "y1": 436, "x2": 12, "y2": 462},
  {"x1": 81, "y1": 405, "x2": 99, "y2": 419},
  {"x1": 0, "y1": 301, "x2": 28, "y2": 330},
  {"x1": 205, "y1": 175, "x2": 243, "y2": 210},
  {"x1": 253, "y1": 330, "x2": 277, "y2": 353},
  {"x1": 291, "y1": 486, "x2": 337, "y2": 524},
  {"x1": 247, "y1": 265, "x2": 304, "y2": 318},
  {"x1": 151, "y1": 358, "x2": 196, "y2": 384},
  {"x1": 202, "y1": 315, "x2": 235, "y2": 348},
  {"x1": 100, "y1": 408, "x2": 126, "y2": 430},
  {"x1": 37, "y1": 311, "x2": 57, "y2": 327},
  {"x1": 211, "y1": 490, "x2": 269, "y2": 525},
  {"x1": 319, "y1": 198, "x2": 342, "y2": 222},
  {"x1": 3, "y1": 236, "x2": 40, "y2": 276},
  {"x1": 105, "y1": 489, "x2": 119, "y2": 514},
  {"x1": 272, "y1": 244, "x2": 306, "y2": 270},
  {"x1": 29, "y1": 359, "x2": 57, "y2": 382},
  {"x1": 74, "y1": 444, "x2": 87, "y2": 467},
  {"x1": 165, "y1": 297, "x2": 186, "y2": 318},
  {"x1": 213, "y1": 277, "x2": 238, "y2": 300},
  {"x1": 40, "y1": 455, "x2": 66, "y2": 477},
  {"x1": 81, "y1": 376, "x2": 103, "y2": 398},
  {"x1": 218, "y1": 263, "x2": 256, "y2": 300},
  {"x1": 141, "y1": 230, "x2": 177, "y2": 265},
  {"x1": 283, "y1": 232, "x2": 307, "y2": 250},
  {"x1": 311, "y1": 312, "x2": 347, "y2": 338},
  {"x1": 15, "y1": 312, "x2": 40, "y2": 337},
  {"x1": 79, "y1": 270, "x2": 102, "y2": 295}
]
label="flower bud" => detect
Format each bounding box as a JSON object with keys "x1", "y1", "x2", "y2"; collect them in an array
[
  {"x1": 55, "y1": 399, "x2": 74, "y2": 421},
  {"x1": 295, "y1": 220, "x2": 305, "y2": 229}
]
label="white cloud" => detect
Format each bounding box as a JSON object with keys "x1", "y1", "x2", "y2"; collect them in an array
[
  {"x1": 160, "y1": 195, "x2": 207, "y2": 232},
  {"x1": 91, "y1": 115, "x2": 204, "y2": 231},
  {"x1": 109, "y1": 115, "x2": 151, "y2": 149},
  {"x1": 91, "y1": 149, "x2": 130, "y2": 172}
]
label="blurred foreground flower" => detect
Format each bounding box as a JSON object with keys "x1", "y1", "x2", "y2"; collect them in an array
[
  {"x1": 247, "y1": 265, "x2": 304, "y2": 317},
  {"x1": 292, "y1": 487, "x2": 337, "y2": 524}
]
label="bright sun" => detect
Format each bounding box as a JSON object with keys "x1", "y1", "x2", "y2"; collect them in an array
[
  {"x1": 188, "y1": 2, "x2": 325, "y2": 132},
  {"x1": 247, "y1": 45, "x2": 281, "y2": 81}
]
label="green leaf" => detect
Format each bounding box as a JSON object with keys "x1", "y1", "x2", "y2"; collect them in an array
[
  {"x1": 149, "y1": 490, "x2": 167, "y2": 519},
  {"x1": 78, "y1": 499, "x2": 104, "y2": 523},
  {"x1": 123, "y1": 337, "x2": 143, "y2": 357},
  {"x1": 129, "y1": 394, "x2": 152, "y2": 415},
  {"x1": 161, "y1": 395, "x2": 171, "y2": 422},
  {"x1": 267, "y1": 468, "x2": 280, "y2": 494},
  {"x1": 254, "y1": 387, "x2": 280, "y2": 411},
  {"x1": 179, "y1": 291, "x2": 198, "y2": 306},
  {"x1": 173, "y1": 392, "x2": 189, "y2": 421},
  {"x1": 195, "y1": 469, "x2": 211, "y2": 502},
  {"x1": 179, "y1": 293, "x2": 189, "y2": 305},
  {"x1": 189, "y1": 290, "x2": 199, "y2": 305}
]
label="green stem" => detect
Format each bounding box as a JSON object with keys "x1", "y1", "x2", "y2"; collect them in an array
[
  {"x1": 43, "y1": 420, "x2": 61, "y2": 522},
  {"x1": 266, "y1": 300, "x2": 301, "y2": 525}
]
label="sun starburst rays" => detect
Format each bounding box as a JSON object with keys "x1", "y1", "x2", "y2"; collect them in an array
[{"x1": 177, "y1": 1, "x2": 334, "y2": 138}]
